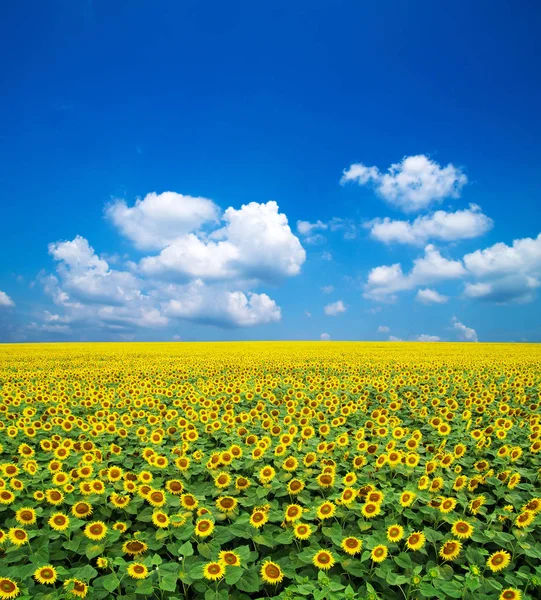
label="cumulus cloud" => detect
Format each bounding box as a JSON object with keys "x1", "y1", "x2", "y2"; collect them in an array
[
  {"x1": 462, "y1": 233, "x2": 541, "y2": 304},
  {"x1": 452, "y1": 317, "x2": 478, "y2": 342},
  {"x1": 341, "y1": 154, "x2": 467, "y2": 212},
  {"x1": 324, "y1": 300, "x2": 347, "y2": 316},
  {"x1": 106, "y1": 192, "x2": 220, "y2": 250},
  {"x1": 37, "y1": 193, "x2": 305, "y2": 338},
  {"x1": 416, "y1": 288, "x2": 449, "y2": 304},
  {"x1": 365, "y1": 245, "x2": 465, "y2": 301},
  {"x1": 368, "y1": 204, "x2": 492, "y2": 245},
  {"x1": 415, "y1": 334, "x2": 441, "y2": 342},
  {"x1": 141, "y1": 201, "x2": 305, "y2": 284},
  {"x1": 321, "y1": 285, "x2": 334, "y2": 294},
  {"x1": 377, "y1": 325, "x2": 390, "y2": 333},
  {"x1": 320, "y1": 332, "x2": 331, "y2": 340},
  {"x1": 48, "y1": 236, "x2": 142, "y2": 306},
  {"x1": 297, "y1": 220, "x2": 327, "y2": 244},
  {"x1": 164, "y1": 280, "x2": 280, "y2": 328},
  {"x1": 297, "y1": 217, "x2": 357, "y2": 242},
  {"x1": 0, "y1": 291, "x2": 15, "y2": 307}
]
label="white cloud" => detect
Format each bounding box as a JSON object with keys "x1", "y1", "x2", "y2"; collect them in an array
[
  {"x1": 297, "y1": 219, "x2": 328, "y2": 245},
  {"x1": 0, "y1": 291, "x2": 14, "y2": 307},
  {"x1": 388, "y1": 335, "x2": 403, "y2": 341},
  {"x1": 365, "y1": 245, "x2": 465, "y2": 301},
  {"x1": 416, "y1": 288, "x2": 449, "y2": 304},
  {"x1": 461, "y1": 233, "x2": 541, "y2": 304},
  {"x1": 464, "y1": 233, "x2": 541, "y2": 277},
  {"x1": 452, "y1": 317, "x2": 478, "y2": 342},
  {"x1": 415, "y1": 334, "x2": 441, "y2": 342},
  {"x1": 324, "y1": 300, "x2": 347, "y2": 316},
  {"x1": 106, "y1": 192, "x2": 220, "y2": 250},
  {"x1": 172, "y1": 335, "x2": 181, "y2": 341},
  {"x1": 321, "y1": 285, "x2": 334, "y2": 294},
  {"x1": 377, "y1": 325, "x2": 390, "y2": 333},
  {"x1": 368, "y1": 204, "x2": 492, "y2": 245},
  {"x1": 320, "y1": 333, "x2": 331, "y2": 341},
  {"x1": 328, "y1": 217, "x2": 357, "y2": 240},
  {"x1": 341, "y1": 154, "x2": 467, "y2": 212},
  {"x1": 304, "y1": 311, "x2": 312, "y2": 318},
  {"x1": 48, "y1": 236, "x2": 142, "y2": 306},
  {"x1": 164, "y1": 280, "x2": 280, "y2": 327},
  {"x1": 321, "y1": 252, "x2": 332, "y2": 261},
  {"x1": 141, "y1": 201, "x2": 305, "y2": 284}
]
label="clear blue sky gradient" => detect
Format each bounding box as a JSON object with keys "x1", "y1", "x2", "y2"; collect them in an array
[{"x1": 1, "y1": 1, "x2": 540, "y2": 342}]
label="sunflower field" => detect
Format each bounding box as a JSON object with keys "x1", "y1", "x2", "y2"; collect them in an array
[{"x1": 0, "y1": 341, "x2": 540, "y2": 600}]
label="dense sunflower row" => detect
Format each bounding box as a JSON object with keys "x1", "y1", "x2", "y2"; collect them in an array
[{"x1": 0, "y1": 341, "x2": 540, "y2": 600}]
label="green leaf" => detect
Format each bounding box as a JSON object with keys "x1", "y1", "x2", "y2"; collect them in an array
[
  {"x1": 160, "y1": 573, "x2": 178, "y2": 592},
  {"x1": 101, "y1": 573, "x2": 120, "y2": 593},
  {"x1": 395, "y1": 552, "x2": 413, "y2": 570},
  {"x1": 85, "y1": 543, "x2": 105, "y2": 560},
  {"x1": 179, "y1": 541, "x2": 194, "y2": 557},
  {"x1": 225, "y1": 566, "x2": 243, "y2": 585},
  {"x1": 235, "y1": 568, "x2": 261, "y2": 593}
]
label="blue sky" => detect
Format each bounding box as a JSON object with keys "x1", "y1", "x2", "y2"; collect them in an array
[{"x1": 1, "y1": 0, "x2": 540, "y2": 342}]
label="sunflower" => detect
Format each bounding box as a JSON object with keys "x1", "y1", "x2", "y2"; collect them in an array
[
  {"x1": 147, "y1": 489, "x2": 167, "y2": 508},
  {"x1": 34, "y1": 565, "x2": 58, "y2": 585},
  {"x1": 406, "y1": 531, "x2": 426, "y2": 551},
  {"x1": 0, "y1": 578, "x2": 20, "y2": 600},
  {"x1": 293, "y1": 523, "x2": 312, "y2": 540},
  {"x1": 195, "y1": 519, "x2": 214, "y2": 537},
  {"x1": 316, "y1": 501, "x2": 336, "y2": 520},
  {"x1": 84, "y1": 521, "x2": 107, "y2": 541},
  {"x1": 127, "y1": 563, "x2": 149, "y2": 580},
  {"x1": 468, "y1": 495, "x2": 486, "y2": 515},
  {"x1": 71, "y1": 502, "x2": 92, "y2": 518},
  {"x1": 399, "y1": 491, "x2": 416, "y2": 507},
  {"x1": 15, "y1": 508, "x2": 36, "y2": 526},
  {"x1": 113, "y1": 521, "x2": 128, "y2": 532},
  {"x1": 259, "y1": 465, "x2": 276, "y2": 484},
  {"x1": 451, "y1": 520, "x2": 474, "y2": 540},
  {"x1": 49, "y1": 512, "x2": 70, "y2": 531},
  {"x1": 371, "y1": 544, "x2": 389, "y2": 563},
  {"x1": 341, "y1": 536, "x2": 363, "y2": 555},
  {"x1": 203, "y1": 562, "x2": 225, "y2": 581},
  {"x1": 284, "y1": 504, "x2": 303, "y2": 522},
  {"x1": 45, "y1": 489, "x2": 64, "y2": 506},
  {"x1": 515, "y1": 511, "x2": 534, "y2": 529},
  {"x1": 64, "y1": 579, "x2": 88, "y2": 598},
  {"x1": 386, "y1": 524, "x2": 405, "y2": 543},
  {"x1": 312, "y1": 550, "x2": 335, "y2": 570},
  {"x1": 250, "y1": 509, "x2": 269, "y2": 528},
  {"x1": 218, "y1": 550, "x2": 241, "y2": 567},
  {"x1": 152, "y1": 511, "x2": 170, "y2": 529},
  {"x1": 7, "y1": 528, "x2": 28, "y2": 546},
  {"x1": 216, "y1": 496, "x2": 238, "y2": 513},
  {"x1": 439, "y1": 539, "x2": 462, "y2": 561},
  {"x1": 260, "y1": 560, "x2": 283, "y2": 584},
  {"x1": 439, "y1": 498, "x2": 457, "y2": 514},
  {"x1": 96, "y1": 557, "x2": 109, "y2": 569},
  {"x1": 235, "y1": 476, "x2": 250, "y2": 491},
  {"x1": 122, "y1": 539, "x2": 148, "y2": 556},
  {"x1": 287, "y1": 479, "x2": 305, "y2": 495},
  {"x1": 499, "y1": 589, "x2": 522, "y2": 600},
  {"x1": 340, "y1": 487, "x2": 357, "y2": 505},
  {"x1": 361, "y1": 501, "x2": 381, "y2": 519},
  {"x1": 110, "y1": 493, "x2": 130, "y2": 509},
  {"x1": 180, "y1": 494, "x2": 198, "y2": 510},
  {"x1": 487, "y1": 550, "x2": 511, "y2": 572},
  {"x1": 214, "y1": 472, "x2": 231, "y2": 489},
  {"x1": 0, "y1": 490, "x2": 15, "y2": 505}
]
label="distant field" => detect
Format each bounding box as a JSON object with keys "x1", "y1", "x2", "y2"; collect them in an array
[{"x1": 0, "y1": 342, "x2": 539, "y2": 600}]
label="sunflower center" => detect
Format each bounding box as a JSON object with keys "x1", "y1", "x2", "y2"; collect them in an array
[
  {"x1": 1, "y1": 581, "x2": 16, "y2": 592},
  {"x1": 265, "y1": 565, "x2": 279, "y2": 578}
]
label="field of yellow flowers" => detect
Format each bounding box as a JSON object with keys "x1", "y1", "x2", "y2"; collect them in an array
[{"x1": 0, "y1": 341, "x2": 540, "y2": 600}]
